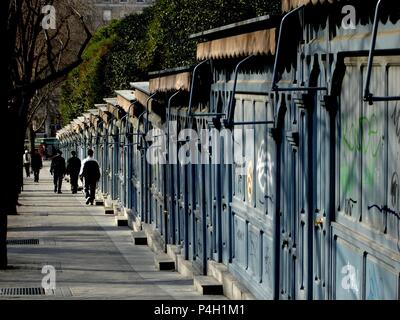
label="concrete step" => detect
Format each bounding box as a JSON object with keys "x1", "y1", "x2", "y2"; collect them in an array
[
  {"x1": 104, "y1": 207, "x2": 114, "y2": 215},
  {"x1": 115, "y1": 216, "x2": 128, "y2": 227},
  {"x1": 95, "y1": 199, "x2": 104, "y2": 206},
  {"x1": 142, "y1": 224, "x2": 164, "y2": 253},
  {"x1": 176, "y1": 255, "x2": 201, "y2": 278},
  {"x1": 208, "y1": 261, "x2": 256, "y2": 300},
  {"x1": 208, "y1": 261, "x2": 228, "y2": 283},
  {"x1": 232, "y1": 280, "x2": 256, "y2": 300},
  {"x1": 154, "y1": 254, "x2": 175, "y2": 271},
  {"x1": 193, "y1": 276, "x2": 224, "y2": 295},
  {"x1": 132, "y1": 231, "x2": 148, "y2": 245},
  {"x1": 166, "y1": 244, "x2": 181, "y2": 263}
]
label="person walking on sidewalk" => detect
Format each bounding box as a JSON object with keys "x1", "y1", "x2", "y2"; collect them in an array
[
  {"x1": 23, "y1": 150, "x2": 31, "y2": 178},
  {"x1": 66, "y1": 151, "x2": 81, "y2": 194},
  {"x1": 80, "y1": 149, "x2": 100, "y2": 205},
  {"x1": 50, "y1": 150, "x2": 66, "y2": 194},
  {"x1": 31, "y1": 149, "x2": 43, "y2": 183}
]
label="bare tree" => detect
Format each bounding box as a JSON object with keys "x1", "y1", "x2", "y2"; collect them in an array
[
  {"x1": 0, "y1": 0, "x2": 93, "y2": 269},
  {"x1": 26, "y1": 82, "x2": 62, "y2": 153}
]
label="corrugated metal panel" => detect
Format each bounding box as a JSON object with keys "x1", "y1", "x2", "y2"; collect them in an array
[
  {"x1": 196, "y1": 29, "x2": 276, "y2": 60},
  {"x1": 229, "y1": 91, "x2": 276, "y2": 299},
  {"x1": 335, "y1": 56, "x2": 400, "y2": 300},
  {"x1": 149, "y1": 72, "x2": 191, "y2": 92}
]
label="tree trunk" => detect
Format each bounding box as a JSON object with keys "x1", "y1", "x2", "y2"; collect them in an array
[
  {"x1": 0, "y1": 100, "x2": 32, "y2": 269},
  {"x1": 0, "y1": 112, "x2": 19, "y2": 269},
  {"x1": 0, "y1": 214, "x2": 7, "y2": 269},
  {"x1": 0, "y1": 0, "x2": 16, "y2": 269},
  {"x1": 0, "y1": 0, "x2": 13, "y2": 270}
]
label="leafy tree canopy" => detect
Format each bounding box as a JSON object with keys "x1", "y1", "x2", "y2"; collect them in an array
[{"x1": 60, "y1": 0, "x2": 281, "y2": 123}]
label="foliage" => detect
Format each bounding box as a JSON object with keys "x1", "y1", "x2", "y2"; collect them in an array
[
  {"x1": 60, "y1": 20, "x2": 119, "y2": 121},
  {"x1": 60, "y1": 0, "x2": 281, "y2": 123},
  {"x1": 144, "y1": 0, "x2": 281, "y2": 70}
]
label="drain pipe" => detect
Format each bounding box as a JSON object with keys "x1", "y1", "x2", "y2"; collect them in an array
[
  {"x1": 188, "y1": 60, "x2": 225, "y2": 118},
  {"x1": 146, "y1": 93, "x2": 158, "y2": 133},
  {"x1": 144, "y1": 93, "x2": 158, "y2": 224},
  {"x1": 271, "y1": 5, "x2": 327, "y2": 93},
  {"x1": 272, "y1": 5, "x2": 304, "y2": 90},
  {"x1": 364, "y1": 0, "x2": 383, "y2": 104},
  {"x1": 363, "y1": 0, "x2": 400, "y2": 103},
  {"x1": 135, "y1": 110, "x2": 147, "y2": 224},
  {"x1": 188, "y1": 60, "x2": 210, "y2": 116},
  {"x1": 135, "y1": 110, "x2": 147, "y2": 147},
  {"x1": 224, "y1": 55, "x2": 256, "y2": 126},
  {"x1": 124, "y1": 102, "x2": 136, "y2": 212},
  {"x1": 125, "y1": 102, "x2": 137, "y2": 140},
  {"x1": 164, "y1": 90, "x2": 182, "y2": 250}
]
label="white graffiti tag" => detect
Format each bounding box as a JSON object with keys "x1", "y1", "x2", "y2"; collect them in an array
[
  {"x1": 266, "y1": 152, "x2": 273, "y2": 191},
  {"x1": 257, "y1": 141, "x2": 267, "y2": 194},
  {"x1": 256, "y1": 141, "x2": 274, "y2": 197}
]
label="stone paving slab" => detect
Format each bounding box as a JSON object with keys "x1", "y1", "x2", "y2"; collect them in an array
[{"x1": 0, "y1": 161, "x2": 227, "y2": 300}]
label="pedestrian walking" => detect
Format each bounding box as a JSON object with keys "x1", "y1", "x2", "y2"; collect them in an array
[
  {"x1": 50, "y1": 150, "x2": 66, "y2": 194},
  {"x1": 23, "y1": 150, "x2": 31, "y2": 178},
  {"x1": 31, "y1": 149, "x2": 43, "y2": 183},
  {"x1": 66, "y1": 151, "x2": 81, "y2": 194},
  {"x1": 80, "y1": 149, "x2": 101, "y2": 205}
]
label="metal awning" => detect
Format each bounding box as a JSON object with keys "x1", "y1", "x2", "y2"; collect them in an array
[
  {"x1": 88, "y1": 109, "x2": 99, "y2": 116},
  {"x1": 149, "y1": 72, "x2": 191, "y2": 92},
  {"x1": 191, "y1": 15, "x2": 279, "y2": 60},
  {"x1": 130, "y1": 82, "x2": 150, "y2": 94},
  {"x1": 97, "y1": 105, "x2": 112, "y2": 124},
  {"x1": 115, "y1": 90, "x2": 136, "y2": 102},
  {"x1": 149, "y1": 67, "x2": 192, "y2": 92},
  {"x1": 130, "y1": 81, "x2": 158, "y2": 112},
  {"x1": 103, "y1": 97, "x2": 118, "y2": 106},
  {"x1": 196, "y1": 29, "x2": 277, "y2": 60},
  {"x1": 115, "y1": 90, "x2": 137, "y2": 114},
  {"x1": 82, "y1": 113, "x2": 91, "y2": 123},
  {"x1": 102, "y1": 98, "x2": 125, "y2": 119}
]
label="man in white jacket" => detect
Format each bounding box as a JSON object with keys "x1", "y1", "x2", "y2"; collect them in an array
[
  {"x1": 23, "y1": 150, "x2": 31, "y2": 178},
  {"x1": 80, "y1": 149, "x2": 101, "y2": 205}
]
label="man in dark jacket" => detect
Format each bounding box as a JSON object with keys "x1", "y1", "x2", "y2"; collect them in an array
[
  {"x1": 80, "y1": 149, "x2": 100, "y2": 205},
  {"x1": 50, "y1": 150, "x2": 66, "y2": 194},
  {"x1": 66, "y1": 151, "x2": 81, "y2": 194},
  {"x1": 31, "y1": 149, "x2": 43, "y2": 183}
]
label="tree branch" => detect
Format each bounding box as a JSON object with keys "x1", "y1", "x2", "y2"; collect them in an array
[
  {"x1": 12, "y1": 3, "x2": 92, "y2": 95},
  {"x1": 44, "y1": 29, "x2": 56, "y2": 74},
  {"x1": 33, "y1": 108, "x2": 49, "y2": 133},
  {"x1": 27, "y1": 86, "x2": 51, "y2": 124}
]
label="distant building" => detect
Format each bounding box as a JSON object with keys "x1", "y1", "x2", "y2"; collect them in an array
[{"x1": 90, "y1": 0, "x2": 154, "y2": 30}]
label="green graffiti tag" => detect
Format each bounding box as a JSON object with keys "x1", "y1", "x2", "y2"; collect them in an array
[
  {"x1": 341, "y1": 113, "x2": 384, "y2": 195},
  {"x1": 343, "y1": 114, "x2": 383, "y2": 158}
]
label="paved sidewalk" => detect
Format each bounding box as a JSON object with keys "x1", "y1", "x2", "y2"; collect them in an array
[{"x1": 0, "y1": 161, "x2": 226, "y2": 300}]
